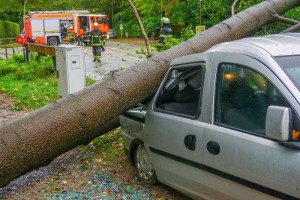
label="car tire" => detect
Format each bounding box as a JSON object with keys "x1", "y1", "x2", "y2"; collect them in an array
[
  {"x1": 134, "y1": 144, "x2": 158, "y2": 185},
  {"x1": 47, "y1": 37, "x2": 59, "y2": 46}
]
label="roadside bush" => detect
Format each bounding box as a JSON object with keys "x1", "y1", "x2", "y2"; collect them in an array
[
  {"x1": 0, "y1": 54, "x2": 24, "y2": 76},
  {"x1": 0, "y1": 54, "x2": 52, "y2": 81},
  {"x1": 180, "y1": 25, "x2": 195, "y2": 41},
  {"x1": 0, "y1": 53, "x2": 58, "y2": 110},
  {"x1": 0, "y1": 53, "x2": 55, "y2": 82},
  {"x1": 0, "y1": 53, "x2": 95, "y2": 110},
  {"x1": 156, "y1": 37, "x2": 181, "y2": 52},
  {"x1": 0, "y1": 54, "x2": 53, "y2": 80},
  {"x1": 0, "y1": 20, "x2": 20, "y2": 39},
  {"x1": 155, "y1": 25, "x2": 195, "y2": 52}
]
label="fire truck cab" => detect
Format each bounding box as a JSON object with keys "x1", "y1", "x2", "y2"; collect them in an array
[{"x1": 16, "y1": 10, "x2": 109, "y2": 46}]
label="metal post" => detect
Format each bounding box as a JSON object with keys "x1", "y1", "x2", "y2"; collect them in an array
[
  {"x1": 23, "y1": 0, "x2": 28, "y2": 20},
  {"x1": 120, "y1": 13, "x2": 122, "y2": 39},
  {"x1": 22, "y1": 0, "x2": 28, "y2": 41},
  {"x1": 161, "y1": 0, "x2": 163, "y2": 17},
  {"x1": 200, "y1": 0, "x2": 202, "y2": 25},
  {"x1": 25, "y1": 44, "x2": 30, "y2": 62},
  {"x1": 112, "y1": 0, "x2": 114, "y2": 38},
  {"x1": 52, "y1": 56, "x2": 56, "y2": 71},
  {"x1": 23, "y1": 47, "x2": 26, "y2": 62},
  {"x1": 5, "y1": 47, "x2": 7, "y2": 59}
]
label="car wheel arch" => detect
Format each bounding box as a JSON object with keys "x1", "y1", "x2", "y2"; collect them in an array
[
  {"x1": 129, "y1": 139, "x2": 144, "y2": 165},
  {"x1": 132, "y1": 141, "x2": 159, "y2": 185}
]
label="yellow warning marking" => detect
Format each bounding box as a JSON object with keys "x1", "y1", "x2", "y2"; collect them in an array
[
  {"x1": 27, "y1": 43, "x2": 55, "y2": 56},
  {"x1": 292, "y1": 129, "x2": 300, "y2": 140}
]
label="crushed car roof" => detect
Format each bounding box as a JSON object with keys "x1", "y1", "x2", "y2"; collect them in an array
[{"x1": 171, "y1": 33, "x2": 300, "y2": 66}]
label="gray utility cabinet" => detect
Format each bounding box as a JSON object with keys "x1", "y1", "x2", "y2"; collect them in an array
[{"x1": 56, "y1": 45, "x2": 85, "y2": 97}]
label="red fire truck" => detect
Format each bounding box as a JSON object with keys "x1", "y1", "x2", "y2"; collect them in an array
[{"x1": 16, "y1": 10, "x2": 109, "y2": 46}]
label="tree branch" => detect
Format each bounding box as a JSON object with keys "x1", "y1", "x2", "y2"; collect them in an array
[
  {"x1": 282, "y1": 23, "x2": 300, "y2": 33},
  {"x1": 273, "y1": 14, "x2": 299, "y2": 25},
  {"x1": 231, "y1": 0, "x2": 240, "y2": 16}
]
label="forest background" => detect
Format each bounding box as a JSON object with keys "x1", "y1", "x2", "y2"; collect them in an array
[{"x1": 1, "y1": 0, "x2": 300, "y2": 40}]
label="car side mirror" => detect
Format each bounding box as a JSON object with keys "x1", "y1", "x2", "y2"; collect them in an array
[{"x1": 265, "y1": 106, "x2": 291, "y2": 141}]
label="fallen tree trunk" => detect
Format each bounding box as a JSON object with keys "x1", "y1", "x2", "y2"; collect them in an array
[{"x1": 1, "y1": 0, "x2": 299, "y2": 187}]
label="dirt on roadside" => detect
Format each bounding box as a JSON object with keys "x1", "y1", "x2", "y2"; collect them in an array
[
  {"x1": 0, "y1": 93, "x2": 189, "y2": 200},
  {"x1": 0, "y1": 94, "x2": 29, "y2": 127}
]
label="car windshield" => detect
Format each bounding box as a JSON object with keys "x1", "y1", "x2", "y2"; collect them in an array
[{"x1": 275, "y1": 55, "x2": 300, "y2": 91}]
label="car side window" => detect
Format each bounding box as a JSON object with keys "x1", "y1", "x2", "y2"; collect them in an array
[
  {"x1": 215, "y1": 63, "x2": 290, "y2": 135},
  {"x1": 155, "y1": 66, "x2": 204, "y2": 118}
]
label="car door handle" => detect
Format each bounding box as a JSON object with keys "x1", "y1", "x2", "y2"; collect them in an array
[
  {"x1": 207, "y1": 141, "x2": 220, "y2": 155},
  {"x1": 184, "y1": 135, "x2": 196, "y2": 151}
]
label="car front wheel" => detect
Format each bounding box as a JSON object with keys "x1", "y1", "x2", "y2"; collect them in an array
[{"x1": 134, "y1": 144, "x2": 158, "y2": 185}]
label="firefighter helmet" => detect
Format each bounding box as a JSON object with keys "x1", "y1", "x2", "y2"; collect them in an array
[{"x1": 161, "y1": 17, "x2": 170, "y2": 24}]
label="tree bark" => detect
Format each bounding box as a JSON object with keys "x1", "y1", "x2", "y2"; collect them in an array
[{"x1": 1, "y1": 0, "x2": 300, "y2": 188}]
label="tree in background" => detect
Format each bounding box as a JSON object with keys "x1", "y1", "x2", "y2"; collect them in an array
[
  {"x1": 0, "y1": 0, "x2": 23, "y2": 24},
  {"x1": 1, "y1": 0, "x2": 300, "y2": 38},
  {"x1": 131, "y1": 0, "x2": 161, "y2": 37},
  {"x1": 127, "y1": 0, "x2": 152, "y2": 56}
]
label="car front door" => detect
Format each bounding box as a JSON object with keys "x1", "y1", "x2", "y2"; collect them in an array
[
  {"x1": 200, "y1": 53, "x2": 300, "y2": 199},
  {"x1": 144, "y1": 61, "x2": 224, "y2": 199}
]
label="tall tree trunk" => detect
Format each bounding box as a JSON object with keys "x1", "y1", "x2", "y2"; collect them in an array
[
  {"x1": 126, "y1": 0, "x2": 152, "y2": 57},
  {"x1": 1, "y1": 0, "x2": 300, "y2": 188}
]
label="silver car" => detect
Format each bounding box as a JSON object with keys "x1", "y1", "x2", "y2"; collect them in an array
[{"x1": 119, "y1": 33, "x2": 300, "y2": 199}]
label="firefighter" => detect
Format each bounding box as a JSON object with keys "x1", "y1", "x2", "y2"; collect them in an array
[
  {"x1": 159, "y1": 17, "x2": 173, "y2": 44},
  {"x1": 89, "y1": 22, "x2": 105, "y2": 62},
  {"x1": 67, "y1": 23, "x2": 75, "y2": 44},
  {"x1": 61, "y1": 24, "x2": 68, "y2": 42},
  {"x1": 77, "y1": 28, "x2": 84, "y2": 46}
]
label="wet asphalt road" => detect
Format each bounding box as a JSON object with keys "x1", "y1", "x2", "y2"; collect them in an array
[
  {"x1": 0, "y1": 40, "x2": 146, "y2": 81},
  {"x1": 84, "y1": 40, "x2": 146, "y2": 81}
]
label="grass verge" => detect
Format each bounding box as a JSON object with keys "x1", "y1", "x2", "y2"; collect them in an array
[
  {"x1": 0, "y1": 53, "x2": 96, "y2": 110},
  {"x1": 0, "y1": 53, "x2": 59, "y2": 110}
]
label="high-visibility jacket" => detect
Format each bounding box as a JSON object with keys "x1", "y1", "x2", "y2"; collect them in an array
[
  {"x1": 68, "y1": 29, "x2": 75, "y2": 39},
  {"x1": 77, "y1": 29, "x2": 84, "y2": 38},
  {"x1": 159, "y1": 25, "x2": 173, "y2": 43},
  {"x1": 89, "y1": 29, "x2": 104, "y2": 46}
]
